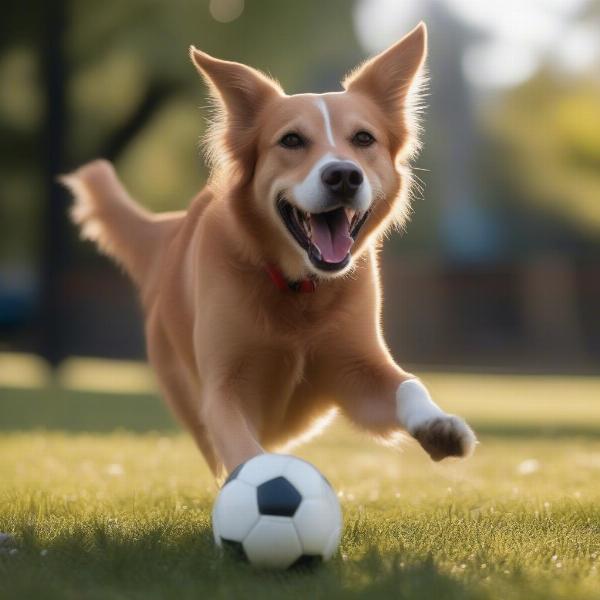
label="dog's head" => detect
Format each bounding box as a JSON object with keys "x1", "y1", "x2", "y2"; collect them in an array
[{"x1": 191, "y1": 23, "x2": 427, "y2": 279}]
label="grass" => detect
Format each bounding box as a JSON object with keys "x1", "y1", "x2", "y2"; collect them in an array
[{"x1": 1, "y1": 367, "x2": 600, "y2": 599}]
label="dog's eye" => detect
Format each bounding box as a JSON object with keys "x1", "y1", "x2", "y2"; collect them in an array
[
  {"x1": 352, "y1": 131, "x2": 376, "y2": 147},
  {"x1": 279, "y1": 133, "x2": 305, "y2": 149}
]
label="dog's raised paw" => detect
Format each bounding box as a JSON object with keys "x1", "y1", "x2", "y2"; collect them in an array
[{"x1": 412, "y1": 415, "x2": 477, "y2": 461}]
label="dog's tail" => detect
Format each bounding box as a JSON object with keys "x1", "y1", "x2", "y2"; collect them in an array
[{"x1": 61, "y1": 159, "x2": 181, "y2": 287}]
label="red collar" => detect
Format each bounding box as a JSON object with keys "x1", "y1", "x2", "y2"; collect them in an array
[{"x1": 265, "y1": 263, "x2": 317, "y2": 293}]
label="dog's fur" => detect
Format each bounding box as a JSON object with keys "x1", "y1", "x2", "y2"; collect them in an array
[{"x1": 62, "y1": 23, "x2": 476, "y2": 477}]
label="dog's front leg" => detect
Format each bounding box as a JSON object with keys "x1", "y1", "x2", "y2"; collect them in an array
[
  {"x1": 394, "y1": 377, "x2": 477, "y2": 460},
  {"x1": 197, "y1": 338, "x2": 302, "y2": 474},
  {"x1": 202, "y1": 386, "x2": 264, "y2": 474},
  {"x1": 329, "y1": 356, "x2": 476, "y2": 461}
]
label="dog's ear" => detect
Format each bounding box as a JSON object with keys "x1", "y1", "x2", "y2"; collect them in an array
[
  {"x1": 190, "y1": 47, "x2": 281, "y2": 119},
  {"x1": 343, "y1": 22, "x2": 426, "y2": 111},
  {"x1": 190, "y1": 47, "x2": 282, "y2": 172},
  {"x1": 343, "y1": 23, "x2": 427, "y2": 154}
]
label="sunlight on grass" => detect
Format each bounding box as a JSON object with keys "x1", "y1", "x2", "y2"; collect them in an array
[
  {"x1": 0, "y1": 353, "x2": 51, "y2": 388},
  {"x1": 425, "y1": 372, "x2": 600, "y2": 426},
  {"x1": 57, "y1": 357, "x2": 156, "y2": 394},
  {"x1": 0, "y1": 353, "x2": 155, "y2": 393}
]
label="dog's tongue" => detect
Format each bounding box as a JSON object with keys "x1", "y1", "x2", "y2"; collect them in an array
[{"x1": 310, "y1": 208, "x2": 353, "y2": 264}]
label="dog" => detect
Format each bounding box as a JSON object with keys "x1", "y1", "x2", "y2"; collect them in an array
[{"x1": 62, "y1": 22, "x2": 476, "y2": 478}]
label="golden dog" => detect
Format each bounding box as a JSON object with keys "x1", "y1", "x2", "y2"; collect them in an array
[{"x1": 63, "y1": 23, "x2": 476, "y2": 478}]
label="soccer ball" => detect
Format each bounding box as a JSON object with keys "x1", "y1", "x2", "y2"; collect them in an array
[{"x1": 212, "y1": 454, "x2": 342, "y2": 569}]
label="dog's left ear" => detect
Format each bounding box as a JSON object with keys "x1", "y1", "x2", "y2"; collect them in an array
[{"x1": 343, "y1": 22, "x2": 427, "y2": 141}]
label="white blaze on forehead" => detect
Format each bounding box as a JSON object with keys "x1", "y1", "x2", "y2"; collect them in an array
[{"x1": 315, "y1": 97, "x2": 335, "y2": 147}]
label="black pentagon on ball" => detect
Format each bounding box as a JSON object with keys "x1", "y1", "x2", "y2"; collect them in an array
[
  {"x1": 256, "y1": 476, "x2": 302, "y2": 516},
  {"x1": 223, "y1": 462, "x2": 245, "y2": 486},
  {"x1": 220, "y1": 538, "x2": 248, "y2": 562}
]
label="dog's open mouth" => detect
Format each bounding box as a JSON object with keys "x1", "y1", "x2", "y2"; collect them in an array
[{"x1": 277, "y1": 196, "x2": 371, "y2": 272}]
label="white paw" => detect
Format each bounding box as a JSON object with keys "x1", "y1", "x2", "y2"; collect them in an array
[{"x1": 412, "y1": 415, "x2": 477, "y2": 461}]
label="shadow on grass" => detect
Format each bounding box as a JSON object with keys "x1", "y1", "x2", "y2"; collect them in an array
[
  {"x1": 0, "y1": 386, "x2": 178, "y2": 433},
  {"x1": 2, "y1": 386, "x2": 600, "y2": 440},
  {"x1": 472, "y1": 423, "x2": 600, "y2": 440},
  {"x1": 0, "y1": 524, "x2": 489, "y2": 600}
]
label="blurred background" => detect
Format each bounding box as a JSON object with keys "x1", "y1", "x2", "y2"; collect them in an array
[{"x1": 1, "y1": 0, "x2": 599, "y2": 376}]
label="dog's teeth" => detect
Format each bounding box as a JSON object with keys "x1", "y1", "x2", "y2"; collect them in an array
[
  {"x1": 294, "y1": 207, "x2": 311, "y2": 237},
  {"x1": 304, "y1": 215, "x2": 311, "y2": 236}
]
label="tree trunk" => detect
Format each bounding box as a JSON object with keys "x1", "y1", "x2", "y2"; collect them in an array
[{"x1": 39, "y1": 0, "x2": 68, "y2": 367}]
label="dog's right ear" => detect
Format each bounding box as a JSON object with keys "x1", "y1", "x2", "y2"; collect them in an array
[
  {"x1": 190, "y1": 47, "x2": 282, "y2": 118},
  {"x1": 190, "y1": 47, "x2": 282, "y2": 169}
]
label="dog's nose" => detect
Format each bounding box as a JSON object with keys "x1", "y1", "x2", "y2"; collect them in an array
[{"x1": 321, "y1": 162, "x2": 363, "y2": 198}]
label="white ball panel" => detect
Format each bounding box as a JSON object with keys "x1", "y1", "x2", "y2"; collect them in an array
[
  {"x1": 323, "y1": 524, "x2": 342, "y2": 559},
  {"x1": 237, "y1": 454, "x2": 292, "y2": 486},
  {"x1": 211, "y1": 502, "x2": 221, "y2": 546},
  {"x1": 325, "y1": 484, "x2": 343, "y2": 529},
  {"x1": 292, "y1": 498, "x2": 336, "y2": 555},
  {"x1": 213, "y1": 479, "x2": 259, "y2": 542},
  {"x1": 243, "y1": 517, "x2": 302, "y2": 569},
  {"x1": 283, "y1": 459, "x2": 325, "y2": 499},
  {"x1": 321, "y1": 483, "x2": 342, "y2": 559}
]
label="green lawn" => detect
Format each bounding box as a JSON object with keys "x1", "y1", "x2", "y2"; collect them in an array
[{"x1": 1, "y1": 370, "x2": 600, "y2": 599}]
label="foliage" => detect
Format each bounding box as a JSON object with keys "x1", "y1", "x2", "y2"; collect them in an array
[{"x1": 485, "y1": 73, "x2": 600, "y2": 235}]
